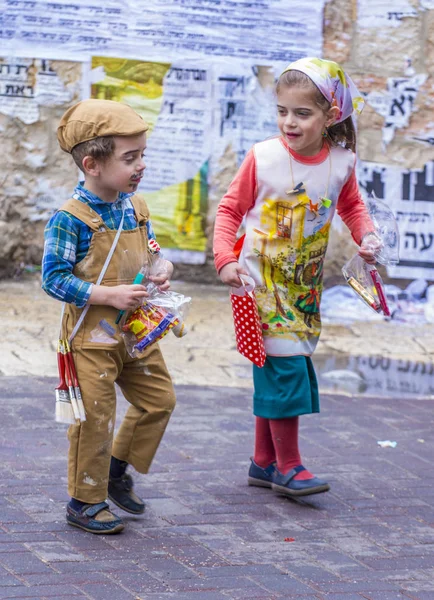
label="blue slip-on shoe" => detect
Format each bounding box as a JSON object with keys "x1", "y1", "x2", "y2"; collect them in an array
[
  {"x1": 272, "y1": 465, "x2": 330, "y2": 497},
  {"x1": 248, "y1": 458, "x2": 277, "y2": 488},
  {"x1": 66, "y1": 501, "x2": 124, "y2": 534}
]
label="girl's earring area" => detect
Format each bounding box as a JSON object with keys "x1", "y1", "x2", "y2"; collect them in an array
[{"x1": 322, "y1": 128, "x2": 328, "y2": 138}]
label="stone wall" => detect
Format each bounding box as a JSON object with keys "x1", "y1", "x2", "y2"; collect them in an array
[{"x1": 0, "y1": 0, "x2": 433, "y2": 283}]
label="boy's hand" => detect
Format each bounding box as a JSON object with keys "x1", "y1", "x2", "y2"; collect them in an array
[
  {"x1": 148, "y1": 259, "x2": 174, "y2": 291},
  {"x1": 219, "y1": 262, "x2": 249, "y2": 287},
  {"x1": 89, "y1": 284, "x2": 148, "y2": 310},
  {"x1": 358, "y1": 232, "x2": 382, "y2": 265}
]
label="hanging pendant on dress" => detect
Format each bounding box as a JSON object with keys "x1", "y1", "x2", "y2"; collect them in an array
[
  {"x1": 286, "y1": 182, "x2": 306, "y2": 196},
  {"x1": 319, "y1": 196, "x2": 332, "y2": 208}
]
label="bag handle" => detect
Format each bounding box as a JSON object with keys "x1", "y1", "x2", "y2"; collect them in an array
[{"x1": 230, "y1": 274, "x2": 255, "y2": 297}]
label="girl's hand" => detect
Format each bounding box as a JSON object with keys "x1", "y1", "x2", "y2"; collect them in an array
[
  {"x1": 219, "y1": 262, "x2": 249, "y2": 287},
  {"x1": 358, "y1": 232, "x2": 382, "y2": 265}
]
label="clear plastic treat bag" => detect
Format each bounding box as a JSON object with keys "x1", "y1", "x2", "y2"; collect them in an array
[
  {"x1": 342, "y1": 194, "x2": 400, "y2": 318},
  {"x1": 120, "y1": 254, "x2": 191, "y2": 357}
]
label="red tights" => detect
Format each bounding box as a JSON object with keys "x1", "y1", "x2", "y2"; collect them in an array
[{"x1": 253, "y1": 416, "x2": 313, "y2": 480}]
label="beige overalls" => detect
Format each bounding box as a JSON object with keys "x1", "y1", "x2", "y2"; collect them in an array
[{"x1": 60, "y1": 195, "x2": 176, "y2": 504}]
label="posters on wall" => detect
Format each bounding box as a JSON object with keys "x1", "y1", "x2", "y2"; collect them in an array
[
  {"x1": 357, "y1": 0, "x2": 418, "y2": 28},
  {"x1": 213, "y1": 64, "x2": 280, "y2": 166},
  {"x1": 1, "y1": 0, "x2": 324, "y2": 63},
  {"x1": 1, "y1": 0, "x2": 326, "y2": 263},
  {"x1": 366, "y1": 74, "x2": 427, "y2": 145},
  {"x1": 358, "y1": 160, "x2": 434, "y2": 279},
  {"x1": 0, "y1": 58, "x2": 74, "y2": 124},
  {"x1": 91, "y1": 57, "x2": 213, "y2": 262}
]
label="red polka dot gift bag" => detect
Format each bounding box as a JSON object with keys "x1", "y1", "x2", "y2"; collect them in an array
[{"x1": 230, "y1": 275, "x2": 266, "y2": 368}]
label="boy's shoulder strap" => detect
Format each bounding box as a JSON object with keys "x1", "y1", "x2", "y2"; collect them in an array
[
  {"x1": 58, "y1": 197, "x2": 104, "y2": 232},
  {"x1": 130, "y1": 193, "x2": 150, "y2": 225}
]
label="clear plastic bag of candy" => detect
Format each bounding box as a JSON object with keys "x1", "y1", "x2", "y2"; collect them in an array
[
  {"x1": 360, "y1": 194, "x2": 400, "y2": 266},
  {"x1": 341, "y1": 193, "x2": 399, "y2": 318},
  {"x1": 119, "y1": 253, "x2": 191, "y2": 357},
  {"x1": 342, "y1": 254, "x2": 390, "y2": 317},
  {"x1": 121, "y1": 283, "x2": 191, "y2": 357}
]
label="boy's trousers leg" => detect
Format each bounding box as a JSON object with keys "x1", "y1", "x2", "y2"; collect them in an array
[
  {"x1": 67, "y1": 343, "x2": 175, "y2": 504},
  {"x1": 112, "y1": 344, "x2": 176, "y2": 474},
  {"x1": 67, "y1": 346, "x2": 121, "y2": 504}
]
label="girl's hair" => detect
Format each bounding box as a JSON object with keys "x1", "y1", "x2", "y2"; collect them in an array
[
  {"x1": 276, "y1": 70, "x2": 356, "y2": 153},
  {"x1": 71, "y1": 136, "x2": 116, "y2": 170}
]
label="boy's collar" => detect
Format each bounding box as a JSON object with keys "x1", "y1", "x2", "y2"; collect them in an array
[{"x1": 74, "y1": 181, "x2": 134, "y2": 206}]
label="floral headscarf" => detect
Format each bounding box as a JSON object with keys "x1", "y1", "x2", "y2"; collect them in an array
[{"x1": 281, "y1": 57, "x2": 365, "y2": 123}]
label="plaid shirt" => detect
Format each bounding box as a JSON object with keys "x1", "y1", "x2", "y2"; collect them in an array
[{"x1": 42, "y1": 183, "x2": 158, "y2": 308}]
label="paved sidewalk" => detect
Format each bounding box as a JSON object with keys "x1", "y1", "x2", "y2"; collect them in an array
[{"x1": 1, "y1": 376, "x2": 433, "y2": 599}]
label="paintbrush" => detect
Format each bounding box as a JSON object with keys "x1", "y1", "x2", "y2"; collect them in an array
[
  {"x1": 55, "y1": 340, "x2": 75, "y2": 424},
  {"x1": 64, "y1": 340, "x2": 86, "y2": 422},
  {"x1": 61, "y1": 339, "x2": 81, "y2": 421}
]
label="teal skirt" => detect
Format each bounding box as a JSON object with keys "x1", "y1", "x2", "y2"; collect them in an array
[{"x1": 253, "y1": 355, "x2": 319, "y2": 419}]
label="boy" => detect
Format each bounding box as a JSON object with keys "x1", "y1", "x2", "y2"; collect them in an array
[{"x1": 42, "y1": 99, "x2": 176, "y2": 534}]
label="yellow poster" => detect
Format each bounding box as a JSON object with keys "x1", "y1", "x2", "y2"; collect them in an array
[{"x1": 91, "y1": 57, "x2": 212, "y2": 260}]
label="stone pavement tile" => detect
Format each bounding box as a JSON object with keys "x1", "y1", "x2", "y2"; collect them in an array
[
  {"x1": 197, "y1": 565, "x2": 286, "y2": 578},
  {"x1": 106, "y1": 570, "x2": 170, "y2": 594},
  {"x1": 164, "y1": 575, "x2": 267, "y2": 594},
  {"x1": 310, "y1": 581, "x2": 407, "y2": 594},
  {"x1": 0, "y1": 552, "x2": 54, "y2": 575},
  {"x1": 138, "y1": 557, "x2": 199, "y2": 580},
  {"x1": 361, "y1": 593, "x2": 418, "y2": 599},
  {"x1": 75, "y1": 582, "x2": 139, "y2": 599},
  {"x1": 0, "y1": 585, "x2": 86, "y2": 598},
  {"x1": 361, "y1": 556, "x2": 434, "y2": 570},
  {"x1": 138, "y1": 594, "x2": 228, "y2": 600},
  {"x1": 52, "y1": 559, "x2": 143, "y2": 574},
  {"x1": 162, "y1": 545, "x2": 231, "y2": 569},
  {"x1": 0, "y1": 566, "x2": 22, "y2": 587},
  {"x1": 21, "y1": 572, "x2": 108, "y2": 586},
  {"x1": 280, "y1": 563, "x2": 344, "y2": 583},
  {"x1": 218, "y1": 589, "x2": 281, "y2": 600},
  {"x1": 249, "y1": 573, "x2": 317, "y2": 594},
  {"x1": 23, "y1": 542, "x2": 85, "y2": 562}
]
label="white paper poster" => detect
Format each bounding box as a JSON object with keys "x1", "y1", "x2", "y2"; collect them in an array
[
  {"x1": 1, "y1": 0, "x2": 325, "y2": 64},
  {"x1": 357, "y1": 0, "x2": 418, "y2": 29},
  {"x1": 358, "y1": 160, "x2": 434, "y2": 279},
  {"x1": 213, "y1": 64, "x2": 280, "y2": 166},
  {"x1": 0, "y1": 58, "x2": 73, "y2": 124},
  {"x1": 366, "y1": 74, "x2": 427, "y2": 145}
]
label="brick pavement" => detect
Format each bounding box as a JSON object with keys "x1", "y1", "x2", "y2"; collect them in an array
[{"x1": 0, "y1": 376, "x2": 433, "y2": 600}]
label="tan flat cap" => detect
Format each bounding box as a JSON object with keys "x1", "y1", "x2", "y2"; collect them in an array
[{"x1": 57, "y1": 99, "x2": 149, "y2": 153}]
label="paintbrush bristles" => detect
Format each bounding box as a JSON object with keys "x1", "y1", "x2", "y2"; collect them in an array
[{"x1": 55, "y1": 395, "x2": 75, "y2": 424}]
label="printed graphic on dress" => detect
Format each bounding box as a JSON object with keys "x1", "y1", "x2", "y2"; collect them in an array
[{"x1": 251, "y1": 193, "x2": 329, "y2": 341}]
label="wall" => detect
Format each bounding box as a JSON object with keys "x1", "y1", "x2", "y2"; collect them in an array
[{"x1": 0, "y1": 0, "x2": 433, "y2": 283}]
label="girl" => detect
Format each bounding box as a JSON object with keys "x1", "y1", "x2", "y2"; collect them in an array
[{"x1": 213, "y1": 57, "x2": 378, "y2": 497}]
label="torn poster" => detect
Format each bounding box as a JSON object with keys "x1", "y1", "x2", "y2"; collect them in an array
[
  {"x1": 366, "y1": 74, "x2": 427, "y2": 145},
  {"x1": 1, "y1": 0, "x2": 325, "y2": 64},
  {"x1": 213, "y1": 64, "x2": 280, "y2": 166},
  {"x1": 91, "y1": 57, "x2": 212, "y2": 264},
  {"x1": 0, "y1": 58, "x2": 74, "y2": 124},
  {"x1": 358, "y1": 160, "x2": 434, "y2": 279},
  {"x1": 412, "y1": 131, "x2": 434, "y2": 147},
  {"x1": 357, "y1": 0, "x2": 418, "y2": 29}
]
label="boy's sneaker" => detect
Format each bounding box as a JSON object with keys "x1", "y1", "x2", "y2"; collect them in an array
[
  {"x1": 247, "y1": 458, "x2": 277, "y2": 488},
  {"x1": 272, "y1": 465, "x2": 330, "y2": 497},
  {"x1": 108, "y1": 472, "x2": 145, "y2": 514},
  {"x1": 66, "y1": 501, "x2": 124, "y2": 534}
]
